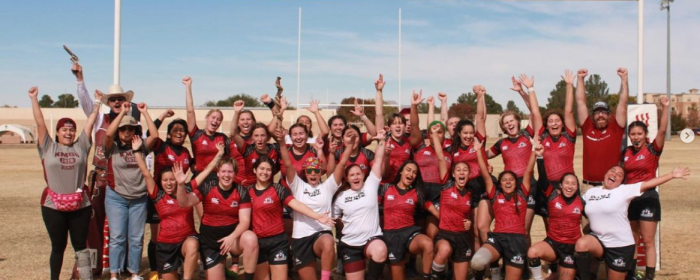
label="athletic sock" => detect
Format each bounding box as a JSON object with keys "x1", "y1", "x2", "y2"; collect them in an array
[
  {"x1": 473, "y1": 269, "x2": 485, "y2": 280},
  {"x1": 490, "y1": 266, "x2": 502, "y2": 280},
  {"x1": 148, "y1": 241, "x2": 157, "y2": 271},
  {"x1": 645, "y1": 267, "x2": 656, "y2": 280},
  {"x1": 244, "y1": 272, "x2": 255, "y2": 280},
  {"x1": 529, "y1": 258, "x2": 543, "y2": 280},
  {"x1": 321, "y1": 270, "x2": 332, "y2": 280},
  {"x1": 432, "y1": 262, "x2": 446, "y2": 272},
  {"x1": 366, "y1": 259, "x2": 385, "y2": 280},
  {"x1": 575, "y1": 251, "x2": 592, "y2": 280}
]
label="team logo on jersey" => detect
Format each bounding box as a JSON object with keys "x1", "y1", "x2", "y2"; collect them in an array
[
  {"x1": 202, "y1": 140, "x2": 208, "y2": 145},
  {"x1": 564, "y1": 256, "x2": 574, "y2": 265},
  {"x1": 251, "y1": 158, "x2": 257, "y2": 164},
  {"x1": 612, "y1": 258, "x2": 626, "y2": 267},
  {"x1": 641, "y1": 209, "x2": 653, "y2": 218},
  {"x1": 588, "y1": 193, "x2": 611, "y2": 201},
  {"x1": 163, "y1": 262, "x2": 172, "y2": 269},
  {"x1": 389, "y1": 253, "x2": 396, "y2": 260},
  {"x1": 498, "y1": 199, "x2": 505, "y2": 204},
  {"x1": 423, "y1": 151, "x2": 432, "y2": 156},
  {"x1": 511, "y1": 255, "x2": 524, "y2": 265},
  {"x1": 636, "y1": 155, "x2": 646, "y2": 161},
  {"x1": 391, "y1": 144, "x2": 396, "y2": 148},
  {"x1": 573, "y1": 207, "x2": 581, "y2": 214},
  {"x1": 304, "y1": 188, "x2": 320, "y2": 197},
  {"x1": 211, "y1": 198, "x2": 220, "y2": 204},
  {"x1": 517, "y1": 142, "x2": 526, "y2": 148},
  {"x1": 345, "y1": 190, "x2": 366, "y2": 202},
  {"x1": 466, "y1": 200, "x2": 471, "y2": 206},
  {"x1": 545, "y1": 142, "x2": 551, "y2": 147},
  {"x1": 231, "y1": 201, "x2": 239, "y2": 208},
  {"x1": 466, "y1": 249, "x2": 472, "y2": 257},
  {"x1": 624, "y1": 156, "x2": 629, "y2": 162},
  {"x1": 166, "y1": 199, "x2": 175, "y2": 205},
  {"x1": 184, "y1": 158, "x2": 189, "y2": 164},
  {"x1": 406, "y1": 198, "x2": 414, "y2": 205},
  {"x1": 264, "y1": 197, "x2": 274, "y2": 204},
  {"x1": 469, "y1": 148, "x2": 476, "y2": 154},
  {"x1": 168, "y1": 154, "x2": 175, "y2": 161},
  {"x1": 559, "y1": 142, "x2": 566, "y2": 148},
  {"x1": 387, "y1": 195, "x2": 395, "y2": 201},
  {"x1": 555, "y1": 202, "x2": 563, "y2": 209},
  {"x1": 454, "y1": 152, "x2": 460, "y2": 157},
  {"x1": 404, "y1": 149, "x2": 410, "y2": 154},
  {"x1": 273, "y1": 251, "x2": 287, "y2": 261},
  {"x1": 359, "y1": 164, "x2": 368, "y2": 170},
  {"x1": 502, "y1": 146, "x2": 509, "y2": 151},
  {"x1": 451, "y1": 192, "x2": 458, "y2": 199}
]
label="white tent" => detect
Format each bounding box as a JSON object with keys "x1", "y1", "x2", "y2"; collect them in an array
[{"x1": 0, "y1": 124, "x2": 35, "y2": 143}]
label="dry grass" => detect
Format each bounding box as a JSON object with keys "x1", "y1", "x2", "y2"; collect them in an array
[{"x1": 0, "y1": 136, "x2": 698, "y2": 280}]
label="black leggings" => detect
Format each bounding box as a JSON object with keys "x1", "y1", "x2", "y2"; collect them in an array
[{"x1": 42, "y1": 206, "x2": 91, "y2": 280}]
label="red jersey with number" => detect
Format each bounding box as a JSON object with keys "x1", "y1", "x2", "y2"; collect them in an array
[
  {"x1": 188, "y1": 125, "x2": 228, "y2": 173},
  {"x1": 379, "y1": 184, "x2": 431, "y2": 230},
  {"x1": 150, "y1": 183, "x2": 197, "y2": 244},
  {"x1": 543, "y1": 184, "x2": 584, "y2": 244},
  {"x1": 451, "y1": 132, "x2": 487, "y2": 180},
  {"x1": 622, "y1": 141, "x2": 662, "y2": 184},
  {"x1": 489, "y1": 186, "x2": 529, "y2": 235},
  {"x1": 541, "y1": 127, "x2": 576, "y2": 182},
  {"x1": 581, "y1": 117, "x2": 625, "y2": 182},
  {"x1": 335, "y1": 147, "x2": 375, "y2": 179},
  {"x1": 489, "y1": 126, "x2": 534, "y2": 178},
  {"x1": 225, "y1": 138, "x2": 247, "y2": 185},
  {"x1": 191, "y1": 180, "x2": 250, "y2": 227},
  {"x1": 279, "y1": 145, "x2": 318, "y2": 188},
  {"x1": 413, "y1": 142, "x2": 453, "y2": 184},
  {"x1": 383, "y1": 136, "x2": 413, "y2": 183},
  {"x1": 239, "y1": 142, "x2": 280, "y2": 186},
  {"x1": 439, "y1": 179, "x2": 476, "y2": 233},
  {"x1": 244, "y1": 183, "x2": 294, "y2": 238},
  {"x1": 152, "y1": 138, "x2": 192, "y2": 183}
]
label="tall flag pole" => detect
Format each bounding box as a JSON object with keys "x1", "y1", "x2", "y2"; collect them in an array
[
  {"x1": 297, "y1": 7, "x2": 302, "y2": 121},
  {"x1": 114, "y1": 0, "x2": 121, "y2": 86},
  {"x1": 398, "y1": 8, "x2": 402, "y2": 109}
]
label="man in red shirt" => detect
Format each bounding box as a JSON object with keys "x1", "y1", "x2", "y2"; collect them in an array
[{"x1": 576, "y1": 68, "x2": 629, "y2": 193}]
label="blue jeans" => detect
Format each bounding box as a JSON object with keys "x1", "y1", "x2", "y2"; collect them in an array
[{"x1": 105, "y1": 187, "x2": 147, "y2": 274}]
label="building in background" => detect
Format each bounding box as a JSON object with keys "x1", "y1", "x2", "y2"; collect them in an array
[{"x1": 645, "y1": 88, "x2": 700, "y2": 119}]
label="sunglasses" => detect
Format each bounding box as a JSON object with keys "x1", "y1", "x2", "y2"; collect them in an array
[
  {"x1": 108, "y1": 96, "x2": 126, "y2": 103},
  {"x1": 305, "y1": 168, "x2": 321, "y2": 174},
  {"x1": 119, "y1": 126, "x2": 136, "y2": 132}
]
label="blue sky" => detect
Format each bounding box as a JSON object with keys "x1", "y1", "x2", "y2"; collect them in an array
[{"x1": 1, "y1": 0, "x2": 698, "y2": 111}]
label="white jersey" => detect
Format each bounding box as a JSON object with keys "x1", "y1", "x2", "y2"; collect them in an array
[
  {"x1": 332, "y1": 172, "x2": 383, "y2": 247},
  {"x1": 288, "y1": 174, "x2": 340, "y2": 239},
  {"x1": 583, "y1": 182, "x2": 642, "y2": 248}
]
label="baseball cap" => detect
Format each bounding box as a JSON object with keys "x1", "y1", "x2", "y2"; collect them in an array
[
  {"x1": 592, "y1": 101, "x2": 610, "y2": 112},
  {"x1": 302, "y1": 157, "x2": 321, "y2": 170},
  {"x1": 56, "y1": 118, "x2": 76, "y2": 131}
]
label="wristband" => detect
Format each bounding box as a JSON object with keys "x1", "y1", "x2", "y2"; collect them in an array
[
  {"x1": 360, "y1": 115, "x2": 368, "y2": 121},
  {"x1": 536, "y1": 156, "x2": 543, "y2": 160},
  {"x1": 132, "y1": 149, "x2": 142, "y2": 154},
  {"x1": 528, "y1": 87, "x2": 535, "y2": 92}
]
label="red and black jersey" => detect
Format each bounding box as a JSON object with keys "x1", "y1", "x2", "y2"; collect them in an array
[
  {"x1": 240, "y1": 142, "x2": 280, "y2": 186},
  {"x1": 541, "y1": 126, "x2": 576, "y2": 182},
  {"x1": 543, "y1": 185, "x2": 585, "y2": 245},
  {"x1": 451, "y1": 132, "x2": 487, "y2": 180},
  {"x1": 191, "y1": 179, "x2": 250, "y2": 227},
  {"x1": 379, "y1": 184, "x2": 431, "y2": 230},
  {"x1": 225, "y1": 138, "x2": 247, "y2": 185},
  {"x1": 243, "y1": 183, "x2": 294, "y2": 238},
  {"x1": 279, "y1": 145, "x2": 318, "y2": 188},
  {"x1": 152, "y1": 138, "x2": 192, "y2": 183},
  {"x1": 383, "y1": 136, "x2": 413, "y2": 183},
  {"x1": 413, "y1": 142, "x2": 453, "y2": 184},
  {"x1": 323, "y1": 132, "x2": 373, "y2": 155},
  {"x1": 488, "y1": 185, "x2": 529, "y2": 235},
  {"x1": 438, "y1": 179, "x2": 477, "y2": 233},
  {"x1": 335, "y1": 147, "x2": 375, "y2": 179},
  {"x1": 149, "y1": 183, "x2": 197, "y2": 244},
  {"x1": 489, "y1": 126, "x2": 534, "y2": 178},
  {"x1": 188, "y1": 125, "x2": 228, "y2": 174},
  {"x1": 622, "y1": 140, "x2": 662, "y2": 184}
]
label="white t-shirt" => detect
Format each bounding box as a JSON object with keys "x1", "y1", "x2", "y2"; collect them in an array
[
  {"x1": 583, "y1": 182, "x2": 642, "y2": 248},
  {"x1": 332, "y1": 172, "x2": 383, "y2": 247},
  {"x1": 288, "y1": 174, "x2": 340, "y2": 239},
  {"x1": 285, "y1": 135, "x2": 316, "y2": 145}
]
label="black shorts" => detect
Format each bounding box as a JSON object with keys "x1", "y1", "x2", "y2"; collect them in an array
[
  {"x1": 384, "y1": 226, "x2": 422, "y2": 264},
  {"x1": 590, "y1": 235, "x2": 635, "y2": 272},
  {"x1": 291, "y1": 231, "x2": 333, "y2": 267},
  {"x1": 258, "y1": 233, "x2": 290, "y2": 265},
  {"x1": 146, "y1": 198, "x2": 160, "y2": 224},
  {"x1": 533, "y1": 181, "x2": 554, "y2": 217},
  {"x1": 435, "y1": 230, "x2": 473, "y2": 262},
  {"x1": 544, "y1": 237, "x2": 575, "y2": 269},
  {"x1": 424, "y1": 182, "x2": 442, "y2": 209},
  {"x1": 338, "y1": 236, "x2": 383, "y2": 273},
  {"x1": 515, "y1": 177, "x2": 538, "y2": 211},
  {"x1": 199, "y1": 223, "x2": 236, "y2": 270},
  {"x1": 156, "y1": 235, "x2": 198, "y2": 274},
  {"x1": 485, "y1": 232, "x2": 528, "y2": 268},
  {"x1": 628, "y1": 190, "x2": 661, "y2": 222},
  {"x1": 467, "y1": 176, "x2": 490, "y2": 203}
]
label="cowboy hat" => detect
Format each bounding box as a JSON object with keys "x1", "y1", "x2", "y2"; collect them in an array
[{"x1": 100, "y1": 84, "x2": 134, "y2": 104}]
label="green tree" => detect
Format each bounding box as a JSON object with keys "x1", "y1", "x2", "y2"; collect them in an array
[
  {"x1": 456, "y1": 92, "x2": 477, "y2": 106},
  {"x1": 455, "y1": 92, "x2": 502, "y2": 114},
  {"x1": 204, "y1": 94, "x2": 263, "y2": 107},
  {"x1": 584, "y1": 74, "x2": 610, "y2": 113},
  {"x1": 448, "y1": 103, "x2": 476, "y2": 121},
  {"x1": 38, "y1": 95, "x2": 54, "y2": 108},
  {"x1": 546, "y1": 80, "x2": 568, "y2": 111},
  {"x1": 53, "y1": 94, "x2": 79, "y2": 108},
  {"x1": 506, "y1": 100, "x2": 521, "y2": 114},
  {"x1": 416, "y1": 103, "x2": 440, "y2": 114},
  {"x1": 686, "y1": 103, "x2": 700, "y2": 128},
  {"x1": 670, "y1": 110, "x2": 686, "y2": 134}
]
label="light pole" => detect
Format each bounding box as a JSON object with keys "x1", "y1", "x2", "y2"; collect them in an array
[{"x1": 661, "y1": 0, "x2": 673, "y2": 140}]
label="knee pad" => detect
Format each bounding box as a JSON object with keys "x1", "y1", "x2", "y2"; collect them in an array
[
  {"x1": 75, "y1": 249, "x2": 93, "y2": 280},
  {"x1": 471, "y1": 248, "x2": 493, "y2": 271}
]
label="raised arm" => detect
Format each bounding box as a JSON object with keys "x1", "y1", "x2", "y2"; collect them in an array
[
  {"x1": 192, "y1": 142, "x2": 225, "y2": 186},
  {"x1": 325, "y1": 141, "x2": 339, "y2": 175},
  {"x1": 575, "y1": 69, "x2": 589, "y2": 125},
  {"x1": 560, "y1": 70, "x2": 577, "y2": 132},
  {"x1": 370, "y1": 129, "x2": 387, "y2": 178},
  {"x1": 438, "y1": 92, "x2": 448, "y2": 123},
  {"x1": 83, "y1": 90, "x2": 102, "y2": 138},
  {"x1": 351, "y1": 98, "x2": 377, "y2": 137},
  {"x1": 474, "y1": 85, "x2": 487, "y2": 137},
  {"x1": 308, "y1": 100, "x2": 330, "y2": 137},
  {"x1": 132, "y1": 136, "x2": 156, "y2": 195},
  {"x1": 183, "y1": 76, "x2": 196, "y2": 133},
  {"x1": 275, "y1": 128, "x2": 298, "y2": 183},
  {"x1": 426, "y1": 96, "x2": 436, "y2": 126},
  {"x1": 535, "y1": 144, "x2": 551, "y2": 195},
  {"x1": 72, "y1": 63, "x2": 94, "y2": 116},
  {"x1": 430, "y1": 124, "x2": 448, "y2": 181},
  {"x1": 374, "y1": 74, "x2": 386, "y2": 129},
  {"x1": 473, "y1": 138, "x2": 494, "y2": 194},
  {"x1": 267, "y1": 95, "x2": 288, "y2": 133},
  {"x1": 519, "y1": 74, "x2": 541, "y2": 134},
  {"x1": 174, "y1": 161, "x2": 201, "y2": 208},
  {"x1": 615, "y1": 68, "x2": 629, "y2": 128},
  {"x1": 522, "y1": 137, "x2": 540, "y2": 193},
  {"x1": 230, "y1": 100, "x2": 246, "y2": 149},
  {"x1": 640, "y1": 167, "x2": 690, "y2": 192},
  {"x1": 136, "y1": 103, "x2": 159, "y2": 150},
  {"x1": 28, "y1": 87, "x2": 48, "y2": 147},
  {"x1": 104, "y1": 103, "x2": 130, "y2": 153},
  {"x1": 409, "y1": 90, "x2": 424, "y2": 147},
  {"x1": 655, "y1": 97, "x2": 670, "y2": 148},
  {"x1": 510, "y1": 76, "x2": 531, "y2": 109},
  {"x1": 332, "y1": 136, "x2": 354, "y2": 186}
]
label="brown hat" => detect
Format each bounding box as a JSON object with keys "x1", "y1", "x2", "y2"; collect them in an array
[
  {"x1": 101, "y1": 84, "x2": 134, "y2": 104},
  {"x1": 118, "y1": 115, "x2": 139, "y2": 128}
]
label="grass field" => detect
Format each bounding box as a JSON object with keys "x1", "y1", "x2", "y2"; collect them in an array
[{"x1": 0, "y1": 136, "x2": 698, "y2": 280}]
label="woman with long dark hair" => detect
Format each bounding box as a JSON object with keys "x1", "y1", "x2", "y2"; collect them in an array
[{"x1": 31, "y1": 86, "x2": 99, "y2": 280}]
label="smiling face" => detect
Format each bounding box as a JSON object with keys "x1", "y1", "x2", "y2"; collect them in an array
[
  {"x1": 118, "y1": 126, "x2": 136, "y2": 143},
  {"x1": 446, "y1": 117, "x2": 460, "y2": 136},
  {"x1": 205, "y1": 111, "x2": 223, "y2": 134},
  {"x1": 389, "y1": 116, "x2": 406, "y2": 139},
  {"x1": 160, "y1": 171, "x2": 177, "y2": 195},
  {"x1": 452, "y1": 162, "x2": 470, "y2": 188},
  {"x1": 254, "y1": 161, "x2": 273, "y2": 184},
  {"x1": 603, "y1": 166, "x2": 625, "y2": 189},
  {"x1": 499, "y1": 172, "x2": 517, "y2": 195},
  {"x1": 252, "y1": 126, "x2": 269, "y2": 151},
  {"x1": 107, "y1": 95, "x2": 127, "y2": 113},
  {"x1": 56, "y1": 126, "x2": 77, "y2": 146},
  {"x1": 501, "y1": 114, "x2": 520, "y2": 137},
  {"x1": 546, "y1": 113, "x2": 563, "y2": 137},
  {"x1": 458, "y1": 124, "x2": 475, "y2": 146},
  {"x1": 238, "y1": 111, "x2": 255, "y2": 136},
  {"x1": 290, "y1": 125, "x2": 308, "y2": 149},
  {"x1": 168, "y1": 123, "x2": 186, "y2": 146},
  {"x1": 560, "y1": 174, "x2": 579, "y2": 198},
  {"x1": 592, "y1": 109, "x2": 610, "y2": 130},
  {"x1": 305, "y1": 167, "x2": 322, "y2": 185},
  {"x1": 628, "y1": 126, "x2": 647, "y2": 150},
  {"x1": 331, "y1": 118, "x2": 346, "y2": 139},
  {"x1": 217, "y1": 163, "x2": 235, "y2": 189},
  {"x1": 297, "y1": 116, "x2": 312, "y2": 132},
  {"x1": 398, "y1": 163, "x2": 418, "y2": 188},
  {"x1": 402, "y1": 113, "x2": 411, "y2": 134},
  {"x1": 346, "y1": 165, "x2": 365, "y2": 191}
]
